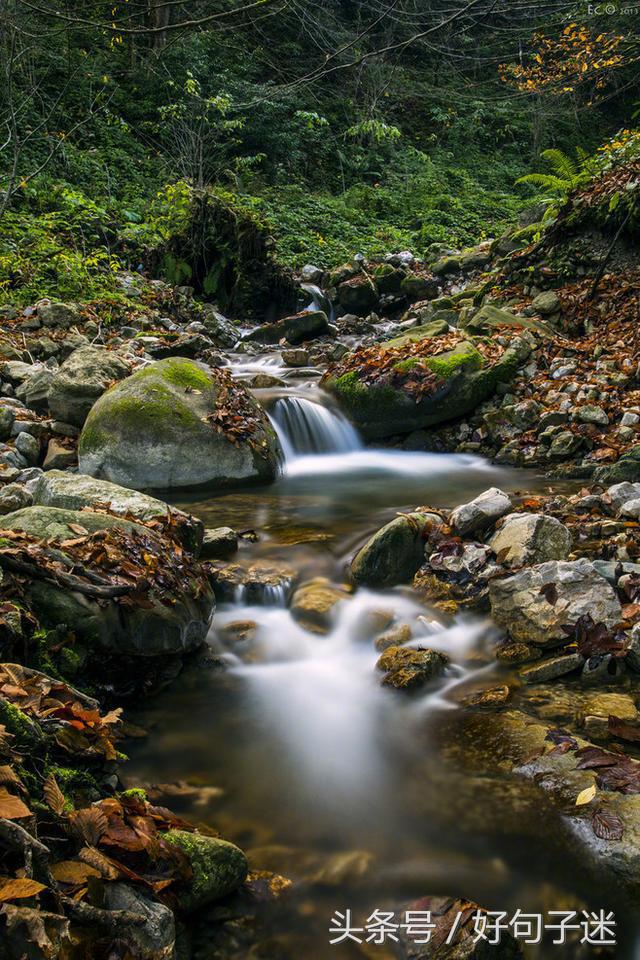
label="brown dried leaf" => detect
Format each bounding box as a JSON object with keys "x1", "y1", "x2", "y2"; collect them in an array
[
  {"x1": 51, "y1": 861, "x2": 101, "y2": 886},
  {"x1": 0, "y1": 877, "x2": 46, "y2": 902},
  {"x1": 43, "y1": 774, "x2": 66, "y2": 816},
  {"x1": 0, "y1": 787, "x2": 31, "y2": 820}
]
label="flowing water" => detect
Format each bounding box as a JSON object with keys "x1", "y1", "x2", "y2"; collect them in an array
[{"x1": 126, "y1": 366, "x2": 635, "y2": 958}]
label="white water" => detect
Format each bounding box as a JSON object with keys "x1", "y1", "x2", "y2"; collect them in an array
[
  {"x1": 212, "y1": 589, "x2": 493, "y2": 811},
  {"x1": 271, "y1": 394, "x2": 362, "y2": 459}
]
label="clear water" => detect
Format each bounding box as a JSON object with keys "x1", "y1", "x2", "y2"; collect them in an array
[{"x1": 126, "y1": 392, "x2": 633, "y2": 958}]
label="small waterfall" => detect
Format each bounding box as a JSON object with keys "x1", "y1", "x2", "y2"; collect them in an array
[
  {"x1": 271, "y1": 396, "x2": 362, "y2": 460},
  {"x1": 300, "y1": 282, "x2": 334, "y2": 321}
]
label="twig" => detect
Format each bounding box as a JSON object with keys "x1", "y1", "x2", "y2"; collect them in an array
[{"x1": 0, "y1": 552, "x2": 135, "y2": 599}]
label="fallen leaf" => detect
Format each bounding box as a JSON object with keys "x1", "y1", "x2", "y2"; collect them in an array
[
  {"x1": 576, "y1": 784, "x2": 597, "y2": 806},
  {"x1": 592, "y1": 809, "x2": 624, "y2": 841},
  {"x1": 0, "y1": 877, "x2": 46, "y2": 902},
  {"x1": 43, "y1": 775, "x2": 66, "y2": 816},
  {"x1": 51, "y1": 861, "x2": 101, "y2": 885},
  {"x1": 0, "y1": 787, "x2": 31, "y2": 819}
]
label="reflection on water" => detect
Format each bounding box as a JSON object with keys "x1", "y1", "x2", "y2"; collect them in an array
[{"x1": 127, "y1": 419, "x2": 630, "y2": 957}]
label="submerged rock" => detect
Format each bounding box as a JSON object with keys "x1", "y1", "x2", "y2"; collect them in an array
[
  {"x1": 351, "y1": 511, "x2": 440, "y2": 588},
  {"x1": 489, "y1": 559, "x2": 621, "y2": 647},
  {"x1": 163, "y1": 830, "x2": 248, "y2": 912},
  {"x1": 78, "y1": 357, "x2": 281, "y2": 490},
  {"x1": 376, "y1": 644, "x2": 449, "y2": 690},
  {"x1": 289, "y1": 578, "x2": 351, "y2": 633}
]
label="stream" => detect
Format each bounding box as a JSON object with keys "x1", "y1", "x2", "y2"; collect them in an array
[{"x1": 125, "y1": 350, "x2": 634, "y2": 958}]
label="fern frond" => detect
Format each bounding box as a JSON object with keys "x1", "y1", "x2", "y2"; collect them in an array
[
  {"x1": 539, "y1": 148, "x2": 578, "y2": 181},
  {"x1": 516, "y1": 173, "x2": 569, "y2": 192}
]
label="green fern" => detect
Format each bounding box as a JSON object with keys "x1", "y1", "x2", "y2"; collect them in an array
[{"x1": 516, "y1": 147, "x2": 591, "y2": 220}]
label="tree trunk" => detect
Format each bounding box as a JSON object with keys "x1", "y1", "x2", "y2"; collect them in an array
[{"x1": 150, "y1": 0, "x2": 172, "y2": 52}]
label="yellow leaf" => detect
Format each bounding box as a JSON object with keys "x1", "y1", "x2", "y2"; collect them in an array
[{"x1": 576, "y1": 784, "x2": 597, "y2": 806}]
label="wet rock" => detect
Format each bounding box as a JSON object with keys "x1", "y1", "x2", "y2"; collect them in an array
[
  {"x1": 337, "y1": 275, "x2": 378, "y2": 315},
  {"x1": 397, "y1": 895, "x2": 523, "y2": 959},
  {"x1": 290, "y1": 578, "x2": 351, "y2": 633},
  {"x1": 103, "y1": 883, "x2": 175, "y2": 959},
  {"x1": 163, "y1": 830, "x2": 248, "y2": 912},
  {"x1": 201, "y1": 526, "x2": 238, "y2": 560},
  {"x1": 494, "y1": 640, "x2": 542, "y2": 665},
  {"x1": 619, "y1": 498, "x2": 640, "y2": 520},
  {"x1": 32, "y1": 470, "x2": 203, "y2": 551},
  {"x1": 244, "y1": 310, "x2": 329, "y2": 345},
  {"x1": 79, "y1": 357, "x2": 281, "y2": 490},
  {"x1": 450, "y1": 487, "x2": 512, "y2": 537},
  {"x1": 209, "y1": 560, "x2": 295, "y2": 603},
  {"x1": 300, "y1": 264, "x2": 324, "y2": 284},
  {"x1": 376, "y1": 644, "x2": 449, "y2": 690},
  {"x1": 48, "y1": 345, "x2": 131, "y2": 427},
  {"x1": 582, "y1": 653, "x2": 625, "y2": 684},
  {"x1": 489, "y1": 559, "x2": 621, "y2": 647},
  {"x1": 489, "y1": 513, "x2": 571, "y2": 567},
  {"x1": 282, "y1": 348, "x2": 309, "y2": 367},
  {"x1": 325, "y1": 341, "x2": 527, "y2": 440},
  {"x1": 42, "y1": 439, "x2": 76, "y2": 471},
  {"x1": 374, "y1": 623, "x2": 412, "y2": 651},
  {"x1": 351, "y1": 512, "x2": 440, "y2": 588},
  {"x1": 250, "y1": 372, "x2": 285, "y2": 389},
  {"x1": 519, "y1": 652, "x2": 584, "y2": 683},
  {"x1": 0, "y1": 507, "x2": 215, "y2": 656}
]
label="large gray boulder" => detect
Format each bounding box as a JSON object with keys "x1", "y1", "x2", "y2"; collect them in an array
[
  {"x1": 48, "y1": 345, "x2": 131, "y2": 427},
  {"x1": 78, "y1": 357, "x2": 281, "y2": 491},
  {"x1": 351, "y1": 511, "x2": 440, "y2": 588},
  {"x1": 32, "y1": 470, "x2": 203, "y2": 552},
  {"x1": 489, "y1": 513, "x2": 572, "y2": 567},
  {"x1": 489, "y1": 559, "x2": 621, "y2": 647},
  {"x1": 1, "y1": 506, "x2": 214, "y2": 656}
]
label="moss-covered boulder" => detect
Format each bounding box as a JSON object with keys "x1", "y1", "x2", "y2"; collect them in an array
[
  {"x1": 351, "y1": 512, "x2": 440, "y2": 588},
  {"x1": 0, "y1": 506, "x2": 215, "y2": 657},
  {"x1": 325, "y1": 339, "x2": 528, "y2": 440},
  {"x1": 337, "y1": 275, "x2": 379, "y2": 315},
  {"x1": 372, "y1": 263, "x2": 404, "y2": 294},
  {"x1": 164, "y1": 830, "x2": 248, "y2": 912},
  {"x1": 79, "y1": 357, "x2": 281, "y2": 491},
  {"x1": 400, "y1": 274, "x2": 439, "y2": 302}
]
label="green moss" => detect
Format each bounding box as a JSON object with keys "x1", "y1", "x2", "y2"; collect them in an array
[
  {"x1": 331, "y1": 371, "x2": 403, "y2": 416},
  {"x1": 394, "y1": 358, "x2": 423, "y2": 372},
  {"x1": 163, "y1": 829, "x2": 248, "y2": 910},
  {"x1": 425, "y1": 345, "x2": 484, "y2": 380},
  {"x1": 80, "y1": 382, "x2": 202, "y2": 454},
  {"x1": 120, "y1": 787, "x2": 147, "y2": 801},
  {"x1": 150, "y1": 357, "x2": 213, "y2": 390},
  {"x1": 0, "y1": 699, "x2": 41, "y2": 751},
  {"x1": 58, "y1": 647, "x2": 81, "y2": 678}
]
